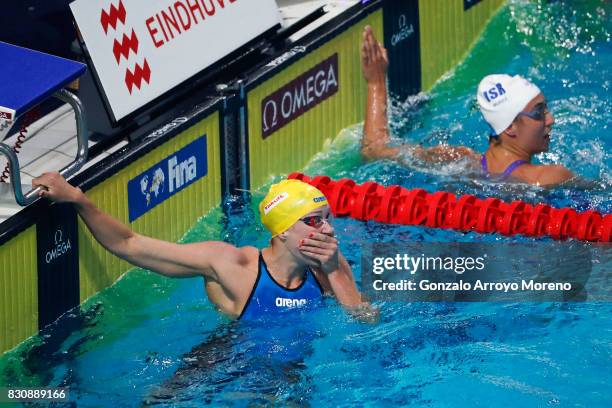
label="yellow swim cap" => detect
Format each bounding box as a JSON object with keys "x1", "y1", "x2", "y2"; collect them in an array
[{"x1": 260, "y1": 179, "x2": 328, "y2": 236}]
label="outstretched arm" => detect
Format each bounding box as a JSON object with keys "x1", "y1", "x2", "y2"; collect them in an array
[
  {"x1": 360, "y1": 26, "x2": 477, "y2": 164},
  {"x1": 32, "y1": 172, "x2": 244, "y2": 280}
]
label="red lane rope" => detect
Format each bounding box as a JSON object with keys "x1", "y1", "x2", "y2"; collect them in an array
[{"x1": 288, "y1": 173, "x2": 611, "y2": 243}]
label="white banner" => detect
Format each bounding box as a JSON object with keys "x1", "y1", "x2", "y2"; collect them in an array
[{"x1": 70, "y1": 0, "x2": 280, "y2": 121}]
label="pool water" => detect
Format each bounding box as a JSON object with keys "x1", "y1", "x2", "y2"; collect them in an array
[{"x1": 1, "y1": 1, "x2": 611, "y2": 406}]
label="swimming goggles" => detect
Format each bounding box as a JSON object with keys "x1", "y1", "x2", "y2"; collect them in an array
[
  {"x1": 299, "y1": 214, "x2": 330, "y2": 228},
  {"x1": 517, "y1": 102, "x2": 549, "y2": 121}
]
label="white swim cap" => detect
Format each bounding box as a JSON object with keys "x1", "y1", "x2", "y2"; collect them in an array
[{"x1": 477, "y1": 74, "x2": 541, "y2": 135}]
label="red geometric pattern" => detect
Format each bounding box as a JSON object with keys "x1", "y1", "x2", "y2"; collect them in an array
[
  {"x1": 288, "y1": 173, "x2": 611, "y2": 243},
  {"x1": 112, "y1": 30, "x2": 139, "y2": 64},
  {"x1": 99, "y1": 1, "x2": 152, "y2": 93},
  {"x1": 125, "y1": 59, "x2": 151, "y2": 94},
  {"x1": 100, "y1": 0, "x2": 126, "y2": 34}
]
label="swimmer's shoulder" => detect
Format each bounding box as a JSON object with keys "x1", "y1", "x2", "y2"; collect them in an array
[
  {"x1": 202, "y1": 245, "x2": 260, "y2": 314},
  {"x1": 512, "y1": 163, "x2": 574, "y2": 186},
  {"x1": 187, "y1": 242, "x2": 258, "y2": 277},
  {"x1": 236, "y1": 245, "x2": 260, "y2": 266}
]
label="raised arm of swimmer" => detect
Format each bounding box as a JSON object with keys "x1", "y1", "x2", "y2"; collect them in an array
[
  {"x1": 360, "y1": 26, "x2": 476, "y2": 164},
  {"x1": 359, "y1": 25, "x2": 574, "y2": 186}
]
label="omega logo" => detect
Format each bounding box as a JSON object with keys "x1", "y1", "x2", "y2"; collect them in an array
[
  {"x1": 45, "y1": 228, "x2": 72, "y2": 264},
  {"x1": 391, "y1": 14, "x2": 414, "y2": 47},
  {"x1": 261, "y1": 54, "x2": 339, "y2": 138}
]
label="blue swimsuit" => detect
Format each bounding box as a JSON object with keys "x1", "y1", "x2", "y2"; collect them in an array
[
  {"x1": 481, "y1": 155, "x2": 527, "y2": 181},
  {"x1": 239, "y1": 252, "x2": 324, "y2": 320}
]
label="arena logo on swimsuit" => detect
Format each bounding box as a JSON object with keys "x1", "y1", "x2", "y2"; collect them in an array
[
  {"x1": 127, "y1": 135, "x2": 207, "y2": 222},
  {"x1": 275, "y1": 298, "x2": 307, "y2": 308}
]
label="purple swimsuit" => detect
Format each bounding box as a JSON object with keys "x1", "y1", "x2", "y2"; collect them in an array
[{"x1": 481, "y1": 155, "x2": 527, "y2": 180}]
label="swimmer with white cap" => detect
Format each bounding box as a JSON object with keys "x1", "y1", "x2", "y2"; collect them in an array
[
  {"x1": 360, "y1": 26, "x2": 574, "y2": 186},
  {"x1": 33, "y1": 174, "x2": 374, "y2": 321}
]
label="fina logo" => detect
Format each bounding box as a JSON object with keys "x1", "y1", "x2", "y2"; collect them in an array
[
  {"x1": 313, "y1": 196, "x2": 326, "y2": 203},
  {"x1": 168, "y1": 155, "x2": 197, "y2": 192},
  {"x1": 140, "y1": 167, "x2": 165, "y2": 206},
  {"x1": 139, "y1": 154, "x2": 198, "y2": 206},
  {"x1": 391, "y1": 14, "x2": 414, "y2": 47},
  {"x1": 128, "y1": 136, "x2": 207, "y2": 222}
]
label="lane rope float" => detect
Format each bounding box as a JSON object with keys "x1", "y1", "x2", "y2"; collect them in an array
[{"x1": 288, "y1": 173, "x2": 611, "y2": 243}]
